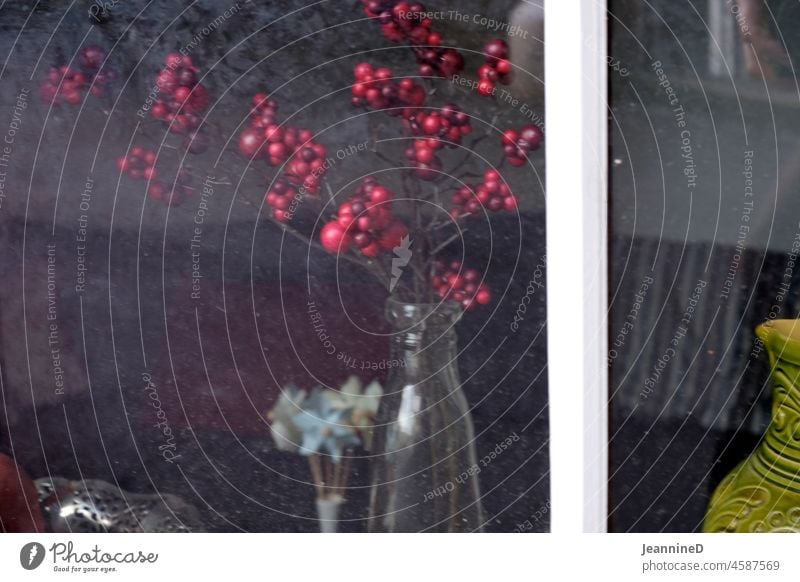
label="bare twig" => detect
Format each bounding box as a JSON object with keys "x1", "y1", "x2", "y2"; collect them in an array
[
  {"x1": 429, "y1": 230, "x2": 463, "y2": 257},
  {"x1": 432, "y1": 215, "x2": 466, "y2": 230},
  {"x1": 372, "y1": 149, "x2": 397, "y2": 167},
  {"x1": 446, "y1": 134, "x2": 487, "y2": 178},
  {"x1": 368, "y1": 257, "x2": 393, "y2": 289}
]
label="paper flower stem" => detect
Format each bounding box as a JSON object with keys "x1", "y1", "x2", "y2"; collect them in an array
[
  {"x1": 332, "y1": 461, "x2": 343, "y2": 495},
  {"x1": 325, "y1": 459, "x2": 335, "y2": 495},
  {"x1": 338, "y1": 455, "x2": 353, "y2": 494},
  {"x1": 308, "y1": 454, "x2": 325, "y2": 498}
]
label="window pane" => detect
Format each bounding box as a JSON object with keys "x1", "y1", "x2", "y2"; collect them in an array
[
  {"x1": 0, "y1": 0, "x2": 548, "y2": 533},
  {"x1": 609, "y1": 0, "x2": 800, "y2": 532}
]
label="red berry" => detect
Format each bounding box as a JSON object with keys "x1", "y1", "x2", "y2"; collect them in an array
[
  {"x1": 298, "y1": 128, "x2": 313, "y2": 143},
  {"x1": 478, "y1": 64, "x2": 498, "y2": 82},
  {"x1": 357, "y1": 216, "x2": 372, "y2": 231},
  {"x1": 173, "y1": 86, "x2": 191, "y2": 104},
  {"x1": 361, "y1": 242, "x2": 380, "y2": 257},
  {"x1": 422, "y1": 115, "x2": 441, "y2": 135},
  {"x1": 290, "y1": 160, "x2": 309, "y2": 177},
  {"x1": 320, "y1": 222, "x2": 352, "y2": 254},
  {"x1": 165, "y1": 53, "x2": 183, "y2": 69},
  {"x1": 520, "y1": 124, "x2": 543, "y2": 149},
  {"x1": 379, "y1": 221, "x2": 408, "y2": 250},
  {"x1": 502, "y1": 130, "x2": 519, "y2": 146},
  {"x1": 80, "y1": 45, "x2": 106, "y2": 70},
  {"x1": 370, "y1": 186, "x2": 391, "y2": 203},
  {"x1": 438, "y1": 49, "x2": 464, "y2": 77},
  {"x1": 64, "y1": 90, "x2": 81, "y2": 105},
  {"x1": 392, "y1": 2, "x2": 410, "y2": 20},
  {"x1": 475, "y1": 288, "x2": 492, "y2": 305},
  {"x1": 414, "y1": 145, "x2": 434, "y2": 164},
  {"x1": 152, "y1": 102, "x2": 168, "y2": 119},
  {"x1": 496, "y1": 59, "x2": 512, "y2": 75},
  {"x1": 264, "y1": 124, "x2": 283, "y2": 143},
  {"x1": 148, "y1": 182, "x2": 167, "y2": 200},
  {"x1": 239, "y1": 129, "x2": 263, "y2": 157},
  {"x1": 353, "y1": 232, "x2": 370, "y2": 248},
  {"x1": 477, "y1": 80, "x2": 495, "y2": 96},
  {"x1": 484, "y1": 39, "x2": 508, "y2": 61},
  {"x1": 375, "y1": 67, "x2": 392, "y2": 81},
  {"x1": 268, "y1": 142, "x2": 287, "y2": 160},
  {"x1": 156, "y1": 71, "x2": 176, "y2": 91},
  {"x1": 354, "y1": 62, "x2": 373, "y2": 79}
]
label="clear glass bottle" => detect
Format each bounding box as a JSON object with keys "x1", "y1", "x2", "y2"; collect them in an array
[{"x1": 367, "y1": 298, "x2": 484, "y2": 532}]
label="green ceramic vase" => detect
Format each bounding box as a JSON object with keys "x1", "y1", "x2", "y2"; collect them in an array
[{"x1": 704, "y1": 319, "x2": 800, "y2": 532}]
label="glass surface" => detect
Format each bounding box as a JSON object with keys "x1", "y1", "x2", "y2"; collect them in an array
[
  {"x1": 368, "y1": 299, "x2": 483, "y2": 532},
  {"x1": 609, "y1": 0, "x2": 800, "y2": 532},
  {"x1": 0, "y1": 0, "x2": 548, "y2": 532}
]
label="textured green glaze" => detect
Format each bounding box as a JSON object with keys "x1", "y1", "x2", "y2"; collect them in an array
[{"x1": 704, "y1": 319, "x2": 800, "y2": 532}]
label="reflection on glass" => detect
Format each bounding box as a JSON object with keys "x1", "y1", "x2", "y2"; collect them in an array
[{"x1": 609, "y1": 0, "x2": 800, "y2": 532}]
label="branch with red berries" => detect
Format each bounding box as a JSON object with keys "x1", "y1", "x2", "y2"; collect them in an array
[{"x1": 43, "y1": 2, "x2": 543, "y2": 312}]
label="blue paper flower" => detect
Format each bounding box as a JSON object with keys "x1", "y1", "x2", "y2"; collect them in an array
[
  {"x1": 331, "y1": 376, "x2": 383, "y2": 450},
  {"x1": 292, "y1": 388, "x2": 360, "y2": 463},
  {"x1": 265, "y1": 385, "x2": 306, "y2": 453}
]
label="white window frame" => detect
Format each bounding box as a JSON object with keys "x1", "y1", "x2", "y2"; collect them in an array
[{"x1": 545, "y1": 0, "x2": 609, "y2": 533}]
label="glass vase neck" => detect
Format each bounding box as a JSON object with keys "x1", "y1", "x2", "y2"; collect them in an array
[
  {"x1": 385, "y1": 297, "x2": 461, "y2": 327},
  {"x1": 385, "y1": 297, "x2": 461, "y2": 351}
]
